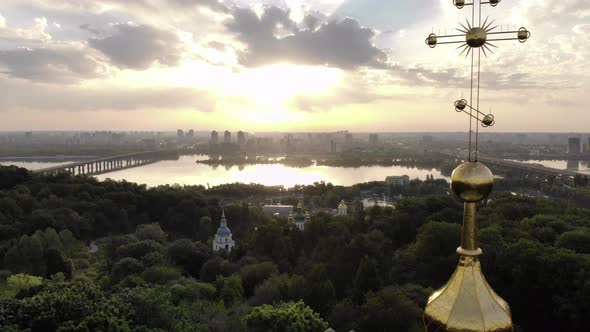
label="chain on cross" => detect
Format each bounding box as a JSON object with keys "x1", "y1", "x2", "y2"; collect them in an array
[{"x1": 425, "y1": 0, "x2": 530, "y2": 161}]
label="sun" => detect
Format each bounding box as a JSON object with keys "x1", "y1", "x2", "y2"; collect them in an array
[{"x1": 224, "y1": 64, "x2": 343, "y2": 106}]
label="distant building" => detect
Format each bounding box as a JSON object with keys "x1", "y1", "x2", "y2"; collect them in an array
[
  {"x1": 210, "y1": 131, "x2": 219, "y2": 144},
  {"x1": 288, "y1": 203, "x2": 310, "y2": 231},
  {"x1": 345, "y1": 133, "x2": 353, "y2": 146},
  {"x1": 329, "y1": 140, "x2": 338, "y2": 153},
  {"x1": 186, "y1": 129, "x2": 195, "y2": 139},
  {"x1": 568, "y1": 137, "x2": 581, "y2": 155},
  {"x1": 262, "y1": 204, "x2": 293, "y2": 218},
  {"x1": 224, "y1": 130, "x2": 231, "y2": 144},
  {"x1": 213, "y1": 211, "x2": 235, "y2": 253},
  {"x1": 177, "y1": 129, "x2": 184, "y2": 140},
  {"x1": 422, "y1": 135, "x2": 434, "y2": 144},
  {"x1": 337, "y1": 200, "x2": 348, "y2": 216},
  {"x1": 369, "y1": 133, "x2": 379, "y2": 146},
  {"x1": 587, "y1": 137, "x2": 590, "y2": 152},
  {"x1": 237, "y1": 131, "x2": 246, "y2": 145},
  {"x1": 386, "y1": 175, "x2": 410, "y2": 186}
]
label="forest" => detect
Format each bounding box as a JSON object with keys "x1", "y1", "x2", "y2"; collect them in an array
[{"x1": 0, "y1": 165, "x2": 589, "y2": 331}]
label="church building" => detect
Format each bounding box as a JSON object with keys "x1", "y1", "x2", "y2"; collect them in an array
[
  {"x1": 288, "y1": 203, "x2": 310, "y2": 231},
  {"x1": 213, "y1": 210, "x2": 235, "y2": 253}
]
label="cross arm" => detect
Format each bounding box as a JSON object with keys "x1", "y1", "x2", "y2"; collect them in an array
[{"x1": 454, "y1": 99, "x2": 496, "y2": 127}]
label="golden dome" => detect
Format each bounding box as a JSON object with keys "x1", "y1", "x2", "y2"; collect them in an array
[
  {"x1": 424, "y1": 255, "x2": 512, "y2": 332},
  {"x1": 451, "y1": 161, "x2": 493, "y2": 202}
]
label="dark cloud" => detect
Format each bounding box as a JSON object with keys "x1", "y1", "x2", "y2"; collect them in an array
[
  {"x1": 0, "y1": 46, "x2": 104, "y2": 83},
  {"x1": 226, "y1": 6, "x2": 387, "y2": 69},
  {"x1": 88, "y1": 23, "x2": 183, "y2": 70},
  {"x1": 79, "y1": 24, "x2": 101, "y2": 35}
]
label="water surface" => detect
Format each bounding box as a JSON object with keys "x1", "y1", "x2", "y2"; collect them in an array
[{"x1": 94, "y1": 155, "x2": 448, "y2": 187}]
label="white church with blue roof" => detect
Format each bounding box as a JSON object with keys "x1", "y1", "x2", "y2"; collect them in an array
[{"x1": 213, "y1": 210, "x2": 235, "y2": 253}]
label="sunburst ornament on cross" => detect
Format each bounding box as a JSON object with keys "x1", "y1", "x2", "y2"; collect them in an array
[{"x1": 422, "y1": 2, "x2": 530, "y2": 332}]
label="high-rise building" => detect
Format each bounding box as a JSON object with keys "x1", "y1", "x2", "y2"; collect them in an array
[
  {"x1": 186, "y1": 129, "x2": 194, "y2": 139},
  {"x1": 587, "y1": 137, "x2": 590, "y2": 152},
  {"x1": 369, "y1": 133, "x2": 379, "y2": 146},
  {"x1": 210, "y1": 131, "x2": 219, "y2": 144},
  {"x1": 568, "y1": 137, "x2": 581, "y2": 154},
  {"x1": 345, "y1": 133, "x2": 353, "y2": 146},
  {"x1": 224, "y1": 130, "x2": 231, "y2": 144},
  {"x1": 237, "y1": 131, "x2": 246, "y2": 145},
  {"x1": 329, "y1": 140, "x2": 337, "y2": 153},
  {"x1": 176, "y1": 129, "x2": 184, "y2": 140}
]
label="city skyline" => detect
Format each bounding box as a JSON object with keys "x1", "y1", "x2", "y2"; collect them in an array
[{"x1": 0, "y1": 0, "x2": 588, "y2": 132}]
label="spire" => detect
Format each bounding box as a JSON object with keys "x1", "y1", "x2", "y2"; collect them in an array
[{"x1": 220, "y1": 209, "x2": 227, "y2": 227}]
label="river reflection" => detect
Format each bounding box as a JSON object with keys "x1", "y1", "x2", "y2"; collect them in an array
[
  {"x1": 0, "y1": 161, "x2": 72, "y2": 170},
  {"x1": 91, "y1": 155, "x2": 448, "y2": 187}
]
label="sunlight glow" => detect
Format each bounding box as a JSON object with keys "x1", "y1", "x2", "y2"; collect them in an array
[{"x1": 223, "y1": 64, "x2": 344, "y2": 105}]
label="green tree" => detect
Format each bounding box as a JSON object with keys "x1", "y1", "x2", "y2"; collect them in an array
[
  {"x1": 327, "y1": 299, "x2": 359, "y2": 332},
  {"x1": 111, "y1": 257, "x2": 143, "y2": 282},
  {"x1": 217, "y1": 274, "x2": 244, "y2": 307},
  {"x1": 239, "y1": 262, "x2": 278, "y2": 296},
  {"x1": 167, "y1": 239, "x2": 210, "y2": 277},
  {"x1": 359, "y1": 287, "x2": 421, "y2": 332},
  {"x1": 352, "y1": 257, "x2": 380, "y2": 304},
  {"x1": 135, "y1": 224, "x2": 168, "y2": 243},
  {"x1": 141, "y1": 265, "x2": 182, "y2": 284},
  {"x1": 44, "y1": 248, "x2": 73, "y2": 279},
  {"x1": 304, "y1": 264, "x2": 336, "y2": 316},
  {"x1": 250, "y1": 274, "x2": 305, "y2": 306},
  {"x1": 411, "y1": 221, "x2": 461, "y2": 285},
  {"x1": 1, "y1": 274, "x2": 43, "y2": 298},
  {"x1": 556, "y1": 229, "x2": 590, "y2": 254},
  {"x1": 244, "y1": 301, "x2": 328, "y2": 332}
]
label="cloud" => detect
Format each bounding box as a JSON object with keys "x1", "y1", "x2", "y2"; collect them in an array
[
  {"x1": 101, "y1": 0, "x2": 228, "y2": 14},
  {"x1": 226, "y1": 6, "x2": 387, "y2": 68},
  {"x1": 88, "y1": 23, "x2": 183, "y2": 69},
  {"x1": 0, "y1": 44, "x2": 106, "y2": 83},
  {"x1": 0, "y1": 76, "x2": 217, "y2": 112},
  {"x1": 79, "y1": 23, "x2": 101, "y2": 35},
  {"x1": 0, "y1": 16, "x2": 53, "y2": 45}
]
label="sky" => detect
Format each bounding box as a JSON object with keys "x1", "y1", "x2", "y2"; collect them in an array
[{"x1": 0, "y1": 0, "x2": 588, "y2": 132}]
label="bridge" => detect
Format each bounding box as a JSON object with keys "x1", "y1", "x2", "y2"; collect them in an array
[
  {"x1": 34, "y1": 150, "x2": 180, "y2": 176},
  {"x1": 477, "y1": 156, "x2": 585, "y2": 177}
]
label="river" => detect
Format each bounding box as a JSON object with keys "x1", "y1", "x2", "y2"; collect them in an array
[
  {"x1": 6, "y1": 156, "x2": 586, "y2": 187},
  {"x1": 0, "y1": 155, "x2": 446, "y2": 187}
]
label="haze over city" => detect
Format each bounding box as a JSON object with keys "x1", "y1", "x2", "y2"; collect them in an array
[{"x1": 0, "y1": 0, "x2": 588, "y2": 132}]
